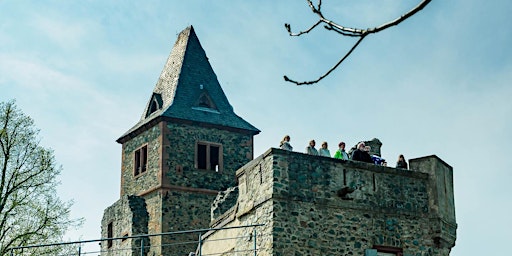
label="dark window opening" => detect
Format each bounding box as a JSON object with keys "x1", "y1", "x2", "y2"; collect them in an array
[
  {"x1": 198, "y1": 95, "x2": 211, "y2": 108},
  {"x1": 210, "y1": 145, "x2": 219, "y2": 172},
  {"x1": 197, "y1": 144, "x2": 207, "y2": 169},
  {"x1": 149, "y1": 99, "x2": 159, "y2": 114},
  {"x1": 107, "y1": 222, "x2": 113, "y2": 248},
  {"x1": 371, "y1": 246, "x2": 403, "y2": 256},
  {"x1": 195, "y1": 142, "x2": 222, "y2": 172},
  {"x1": 145, "y1": 93, "x2": 163, "y2": 118},
  {"x1": 134, "y1": 145, "x2": 148, "y2": 176}
]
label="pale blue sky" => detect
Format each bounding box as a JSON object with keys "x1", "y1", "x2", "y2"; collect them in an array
[{"x1": 1, "y1": 1, "x2": 511, "y2": 255}]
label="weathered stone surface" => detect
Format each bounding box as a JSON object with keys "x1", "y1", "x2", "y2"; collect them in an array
[
  {"x1": 202, "y1": 148, "x2": 457, "y2": 256},
  {"x1": 101, "y1": 195, "x2": 149, "y2": 256}
]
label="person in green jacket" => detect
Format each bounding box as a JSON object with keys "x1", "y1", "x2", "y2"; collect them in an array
[{"x1": 333, "y1": 141, "x2": 349, "y2": 160}]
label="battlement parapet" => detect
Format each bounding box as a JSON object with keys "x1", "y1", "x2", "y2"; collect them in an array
[{"x1": 205, "y1": 148, "x2": 457, "y2": 255}]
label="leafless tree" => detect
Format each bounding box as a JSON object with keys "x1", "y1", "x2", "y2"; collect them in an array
[
  {"x1": 0, "y1": 100, "x2": 82, "y2": 255},
  {"x1": 284, "y1": 0, "x2": 432, "y2": 85}
]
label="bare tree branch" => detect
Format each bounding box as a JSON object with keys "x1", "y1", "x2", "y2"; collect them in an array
[
  {"x1": 368, "y1": 0, "x2": 432, "y2": 34},
  {"x1": 325, "y1": 25, "x2": 362, "y2": 37},
  {"x1": 284, "y1": 0, "x2": 432, "y2": 85},
  {"x1": 284, "y1": 35, "x2": 366, "y2": 86}
]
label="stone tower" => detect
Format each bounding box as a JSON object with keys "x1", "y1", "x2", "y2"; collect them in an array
[{"x1": 101, "y1": 26, "x2": 260, "y2": 256}]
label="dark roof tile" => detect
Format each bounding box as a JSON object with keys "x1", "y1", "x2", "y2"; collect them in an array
[{"x1": 118, "y1": 26, "x2": 259, "y2": 143}]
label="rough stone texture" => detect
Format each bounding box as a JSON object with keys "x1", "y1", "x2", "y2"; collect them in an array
[
  {"x1": 101, "y1": 195, "x2": 149, "y2": 256},
  {"x1": 120, "y1": 126, "x2": 161, "y2": 197},
  {"x1": 102, "y1": 120, "x2": 255, "y2": 256},
  {"x1": 211, "y1": 186, "x2": 239, "y2": 221},
  {"x1": 143, "y1": 192, "x2": 163, "y2": 255},
  {"x1": 160, "y1": 190, "x2": 215, "y2": 255},
  {"x1": 163, "y1": 122, "x2": 253, "y2": 190},
  {"x1": 202, "y1": 148, "x2": 457, "y2": 256}
]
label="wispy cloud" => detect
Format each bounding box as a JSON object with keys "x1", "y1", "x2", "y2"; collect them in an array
[{"x1": 33, "y1": 16, "x2": 88, "y2": 49}]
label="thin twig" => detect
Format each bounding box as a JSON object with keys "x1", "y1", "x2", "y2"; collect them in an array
[
  {"x1": 283, "y1": 0, "x2": 432, "y2": 85},
  {"x1": 285, "y1": 20, "x2": 322, "y2": 36},
  {"x1": 284, "y1": 35, "x2": 367, "y2": 86}
]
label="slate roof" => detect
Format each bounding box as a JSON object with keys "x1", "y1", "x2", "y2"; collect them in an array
[{"x1": 117, "y1": 26, "x2": 260, "y2": 143}]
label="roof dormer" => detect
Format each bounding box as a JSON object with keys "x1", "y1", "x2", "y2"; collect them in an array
[{"x1": 145, "y1": 93, "x2": 163, "y2": 118}]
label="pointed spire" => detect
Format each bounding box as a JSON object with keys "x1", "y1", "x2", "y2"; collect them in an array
[{"x1": 118, "y1": 26, "x2": 259, "y2": 143}]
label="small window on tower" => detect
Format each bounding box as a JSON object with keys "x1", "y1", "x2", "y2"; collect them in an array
[
  {"x1": 134, "y1": 145, "x2": 148, "y2": 176},
  {"x1": 145, "y1": 93, "x2": 163, "y2": 118},
  {"x1": 197, "y1": 144, "x2": 207, "y2": 169},
  {"x1": 107, "y1": 222, "x2": 113, "y2": 248},
  {"x1": 198, "y1": 94, "x2": 211, "y2": 108},
  {"x1": 194, "y1": 92, "x2": 217, "y2": 110},
  {"x1": 195, "y1": 142, "x2": 222, "y2": 172},
  {"x1": 149, "y1": 99, "x2": 159, "y2": 113}
]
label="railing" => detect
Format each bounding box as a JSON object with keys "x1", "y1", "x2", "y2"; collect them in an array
[{"x1": 8, "y1": 224, "x2": 264, "y2": 256}]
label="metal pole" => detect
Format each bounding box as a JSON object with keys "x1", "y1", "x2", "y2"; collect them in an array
[
  {"x1": 253, "y1": 229, "x2": 257, "y2": 256},
  {"x1": 140, "y1": 238, "x2": 144, "y2": 256},
  {"x1": 198, "y1": 233, "x2": 202, "y2": 256},
  {"x1": 78, "y1": 244, "x2": 81, "y2": 255}
]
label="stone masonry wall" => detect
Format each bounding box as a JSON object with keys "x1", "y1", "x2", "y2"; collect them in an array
[
  {"x1": 142, "y1": 192, "x2": 163, "y2": 256},
  {"x1": 200, "y1": 151, "x2": 275, "y2": 256},
  {"x1": 202, "y1": 148, "x2": 456, "y2": 256},
  {"x1": 120, "y1": 125, "x2": 161, "y2": 197},
  {"x1": 157, "y1": 122, "x2": 254, "y2": 255},
  {"x1": 114, "y1": 120, "x2": 255, "y2": 255},
  {"x1": 101, "y1": 195, "x2": 149, "y2": 256},
  {"x1": 160, "y1": 190, "x2": 217, "y2": 255},
  {"x1": 270, "y1": 149, "x2": 454, "y2": 256},
  {"x1": 163, "y1": 122, "x2": 253, "y2": 190}
]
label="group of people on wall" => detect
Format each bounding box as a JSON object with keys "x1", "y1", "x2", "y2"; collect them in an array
[{"x1": 279, "y1": 135, "x2": 408, "y2": 169}]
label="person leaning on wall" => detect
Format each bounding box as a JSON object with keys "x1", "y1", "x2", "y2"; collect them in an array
[
  {"x1": 351, "y1": 142, "x2": 373, "y2": 163},
  {"x1": 280, "y1": 135, "x2": 293, "y2": 151},
  {"x1": 318, "y1": 141, "x2": 331, "y2": 157},
  {"x1": 396, "y1": 154, "x2": 408, "y2": 169},
  {"x1": 333, "y1": 141, "x2": 349, "y2": 160},
  {"x1": 305, "y1": 139, "x2": 319, "y2": 155}
]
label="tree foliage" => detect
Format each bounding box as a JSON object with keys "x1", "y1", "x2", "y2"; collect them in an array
[
  {"x1": 0, "y1": 100, "x2": 81, "y2": 255},
  {"x1": 284, "y1": 0, "x2": 432, "y2": 85}
]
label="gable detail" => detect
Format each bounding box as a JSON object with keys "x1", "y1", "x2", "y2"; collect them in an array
[
  {"x1": 196, "y1": 91, "x2": 216, "y2": 110},
  {"x1": 145, "y1": 93, "x2": 163, "y2": 118}
]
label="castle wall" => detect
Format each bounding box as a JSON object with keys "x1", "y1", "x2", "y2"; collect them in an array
[
  {"x1": 157, "y1": 122, "x2": 254, "y2": 255},
  {"x1": 143, "y1": 191, "x2": 163, "y2": 256},
  {"x1": 162, "y1": 122, "x2": 253, "y2": 190},
  {"x1": 111, "y1": 120, "x2": 256, "y2": 255},
  {"x1": 160, "y1": 190, "x2": 216, "y2": 255},
  {"x1": 101, "y1": 195, "x2": 149, "y2": 256},
  {"x1": 202, "y1": 148, "x2": 456, "y2": 256},
  {"x1": 120, "y1": 125, "x2": 162, "y2": 197}
]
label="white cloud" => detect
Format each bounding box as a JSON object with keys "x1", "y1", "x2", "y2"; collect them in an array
[{"x1": 30, "y1": 14, "x2": 91, "y2": 50}]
